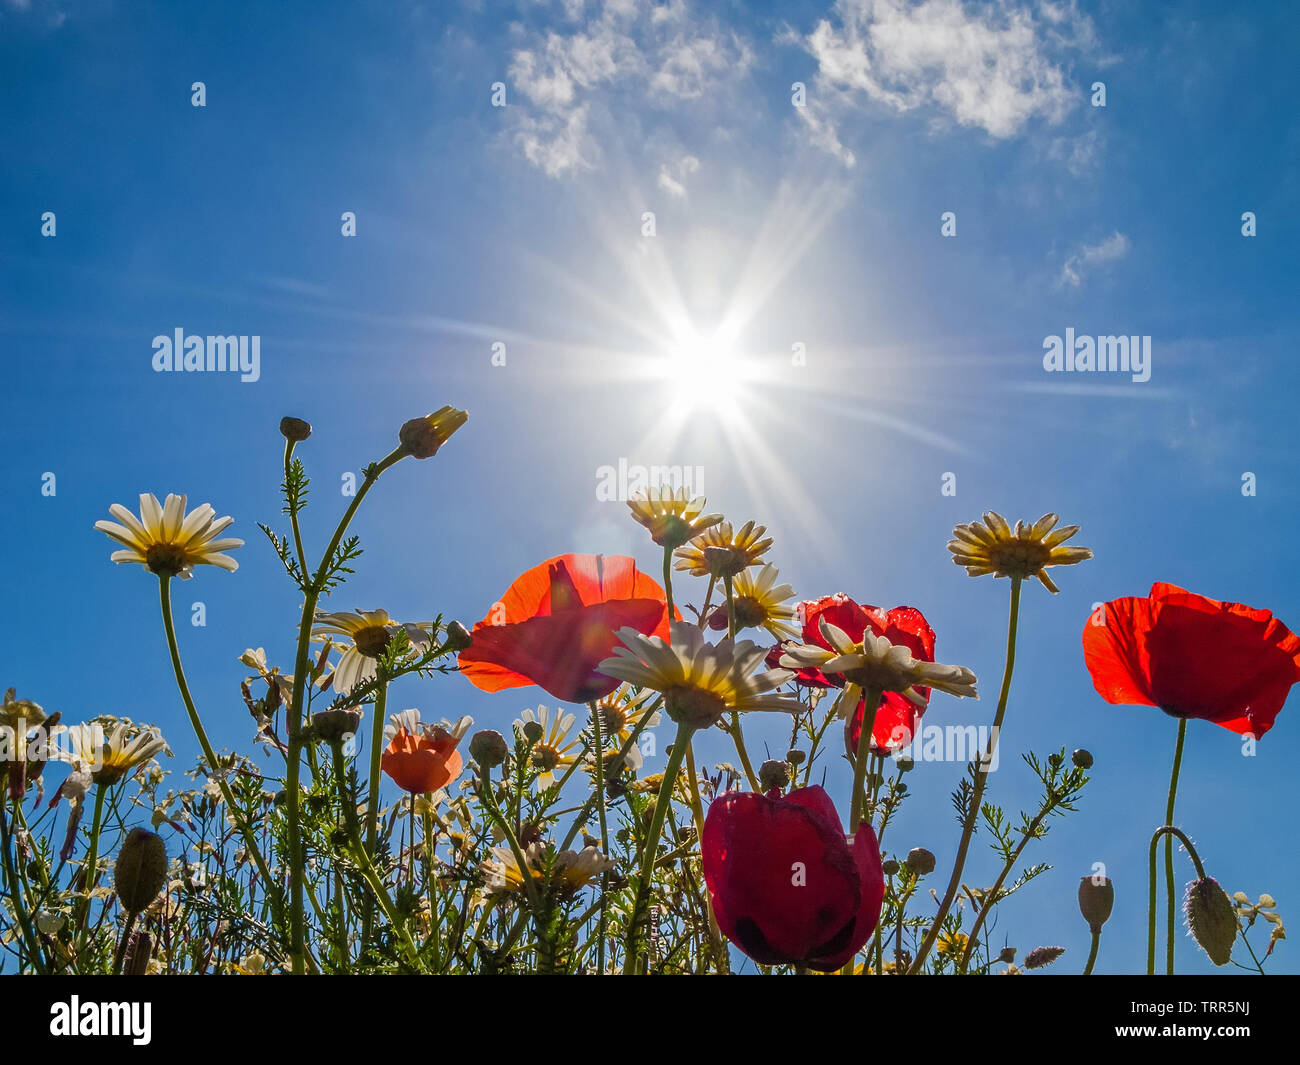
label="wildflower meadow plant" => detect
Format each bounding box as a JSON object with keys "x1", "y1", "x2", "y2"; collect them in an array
[{"x1": 0, "y1": 419, "x2": 1293, "y2": 978}]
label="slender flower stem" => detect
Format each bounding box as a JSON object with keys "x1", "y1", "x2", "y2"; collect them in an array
[
  {"x1": 0, "y1": 779, "x2": 48, "y2": 974},
  {"x1": 1148, "y1": 820, "x2": 1203, "y2": 976},
  {"x1": 112, "y1": 910, "x2": 139, "y2": 976},
  {"x1": 662, "y1": 546, "x2": 675, "y2": 625},
  {"x1": 625, "y1": 720, "x2": 694, "y2": 975},
  {"x1": 158, "y1": 577, "x2": 278, "y2": 896},
  {"x1": 588, "y1": 700, "x2": 610, "y2": 973},
  {"x1": 722, "y1": 574, "x2": 760, "y2": 791},
  {"x1": 684, "y1": 738, "x2": 727, "y2": 969},
  {"x1": 1082, "y1": 930, "x2": 1101, "y2": 975},
  {"x1": 283, "y1": 439, "x2": 310, "y2": 580},
  {"x1": 1163, "y1": 718, "x2": 1187, "y2": 975},
  {"x1": 283, "y1": 444, "x2": 405, "y2": 974},
  {"x1": 910, "y1": 576, "x2": 1022, "y2": 974},
  {"x1": 848, "y1": 687, "x2": 883, "y2": 834},
  {"x1": 75, "y1": 784, "x2": 108, "y2": 942},
  {"x1": 359, "y1": 676, "x2": 389, "y2": 955}
]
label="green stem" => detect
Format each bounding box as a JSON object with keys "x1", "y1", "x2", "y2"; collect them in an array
[
  {"x1": 158, "y1": 577, "x2": 278, "y2": 898},
  {"x1": 848, "y1": 687, "x2": 883, "y2": 833},
  {"x1": 1163, "y1": 718, "x2": 1187, "y2": 975},
  {"x1": 588, "y1": 700, "x2": 610, "y2": 974},
  {"x1": 1082, "y1": 930, "x2": 1101, "y2": 975},
  {"x1": 910, "y1": 576, "x2": 1022, "y2": 974},
  {"x1": 75, "y1": 784, "x2": 108, "y2": 943},
  {"x1": 0, "y1": 781, "x2": 48, "y2": 974},
  {"x1": 1148, "y1": 819, "x2": 1203, "y2": 976},
  {"x1": 662, "y1": 545, "x2": 675, "y2": 625},
  {"x1": 625, "y1": 721, "x2": 694, "y2": 975},
  {"x1": 112, "y1": 911, "x2": 139, "y2": 976},
  {"x1": 283, "y1": 445, "x2": 404, "y2": 974},
  {"x1": 360, "y1": 677, "x2": 389, "y2": 952}
]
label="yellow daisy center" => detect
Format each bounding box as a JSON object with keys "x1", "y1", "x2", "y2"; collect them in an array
[
  {"x1": 353, "y1": 625, "x2": 392, "y2": 657},
  {"x1": 986, "y1": 539, "x2": 1052, "y2": 578},
  {"x1": 145, "y1": 542, "x2": 191, "y2": 576}
]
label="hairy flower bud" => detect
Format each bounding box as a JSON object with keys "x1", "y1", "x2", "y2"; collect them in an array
[
  {"x1": 444, "y1": 620, "x2": 473, "y2": 652},
  {"x1": 1072, "y1": 748, "x2": 1094, "y2": 769},
  {"x1": 905, "y1": 847, "x2": 935, "y2": 876},
  {"x1": 1185, "y1": 877, "x2": 1237, "y2": 966},
  {"x1": 786, "y1": 748, "x2": 806, "y2": 766},
  {"x1": 1078, "y1": 875, "x2": 1114, "y2": 933},
  {"x1": 998, "y1": 946, "x2": 1017, "y2": 964},
  {"x1": 114, "y1": 828, "x2": 168, "y2": 914},
  {"x1": 279, "y1": 416, "x2": 313, "y2": 442},
  {"x1": 521, "y1": 720, "x2": 544, "y2": 744},
  {"x1": 1024, "y1": 945, "x2": 1065, "y2": 969},
  {"x1": 398, "y1": 406, "x2": 468, "y2": 459},
  {"x1": 758, "y1": 759, "x2": 790, "y2": 792},
  {"x1": 469, "y1": 729, "x2": 509, "y2": 769},
  {"x1": 312, "y1": 708, "x2": 361, "y2": 745},
  {"x1": 882, "y1": 859, "x2": 900, "y2": 876}
]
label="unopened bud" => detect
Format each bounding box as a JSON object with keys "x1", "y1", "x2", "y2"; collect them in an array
[
  {"x1": 758, "y1": 759, "x2": 790, "y2": 792},
  {"x1": 521, "y1": 720, "x2": 544, "y2": 744},
  {"x1": 114, "y1": 828, "x2": 168, "y2": 913},
  {"x1": 444, "y1": 620, "x2": 473, "y2": 652},
  {"x1": 398, "y1": 405, "x2": 468, "y2": 459},
  {"x1": 469, "y1": 729, "x2": 509, "y2": 769},
  {"x1": 895, "y1": 754, "x2": 915, "y2": 773},
  {"x1": 279, "y1": 416, "x2": 313, "y2": 442},
  {"x1": 905, "y1": 847, "x2": 935, "y2": 876},
  {"x1": 998, "y1": 946, "x2": 1017, "y2": 964},
  {"x1": 312, "y1": 708, "x2": 361, "y2": 745},
  {"x1": 1185, "y1": 877, "x2": 1236, "y2": 966},
  {"x1": 1072, "y1": 748, "x2": 1094, "y2": 769},
  {"x1": 882, "y1": 859, "x2": 899, "y2": 876},
  {"x1": 1078, "y1": 875, "x2": 1114, "y2": 933},
  {"x1": 786, "y1": 749, "x2": 806, "y2": 766}
]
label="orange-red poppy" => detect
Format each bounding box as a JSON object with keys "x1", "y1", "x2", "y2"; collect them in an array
[
  {"x1": 381, "y1": 725, "x2": 464, "y2": 794},
  {"x1": 458, "y1": 554, "x2": 674, "y2": 703},
  {"x1": 1082, "y1": 582, "x2": 1300, "y2": 738}
]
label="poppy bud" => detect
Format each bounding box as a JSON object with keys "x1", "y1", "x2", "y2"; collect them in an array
[
  {"x1": 444, "y1": 620, "x2": 473, "y2": 652},
  {"x1": 1024, "y1": 945, "x2": 1065, "y2": 969},
  {"x1": 114, "y1": 828, "x2": 168, "y2": 914},
  {"x1": 279, "y1": 416, "x2": 313, "y2": 442},
  {"x1": 1072, "y1": 748, "x2": 1094, "y2": 769},
  {"x1": 905, "y1": 847, "x2": 935, "y2": 876},
  {"x1": 758, "y1": 759, "x2": 790, "y2": 792},
  {"x1": 521, "y1": 720, "x2": 544, "y2": 744},
  {"x1": 398, "y1": 406, "x2": 468, "y2": 459},
  {"x1": 895, "y1": 754, "x2": 915, "y2": 773},
  {"x1": 469, "y1": 729, "x2": 509, "y2": 769},
  {"x1": 312, "y1": 708, "x2": 361, "y2": 745},
  {"x1": 1185, "y1": 877, "x2": 1236, "y2": 966},
  {"x1": 1077, "y1": 875, "x2": 1114, "y2": 933},
  {"x1": 786, "y1": 749, "x2": 806, "y2": 766},
  {"x1": 998, "y1": 946, "x2": 1017, "y2": 964},
  {"x1": 882, "y1": 859, "x2": 900, "y2": 876}
]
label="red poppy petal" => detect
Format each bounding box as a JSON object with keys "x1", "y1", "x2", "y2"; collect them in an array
[
  {"x1": 848, "y1": 693, "x2": 924, "y2": 756},
  {"x1": 1081, "y1": 594, "x2": 1160, "y2": 709},
  {"x1": 809, "y1": 820, "x2": 885, "y2": 971},
  {"x1": 459, "y1": 599, "x2": 667, "y2": 702}
]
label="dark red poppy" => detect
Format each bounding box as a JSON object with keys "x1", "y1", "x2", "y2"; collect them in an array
[
  {"x1": 1082, "y1": 582, "x2": 1300, "y2": 739},
  {"x1": 701, "y1": 785, "x2": 884, "y2": 972},
  {"x1": 458, "y1": 554, "x2": 674, "y2": 703}
]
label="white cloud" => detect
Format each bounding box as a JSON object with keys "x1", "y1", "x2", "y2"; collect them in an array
[
  {"x1": 504, "y1": 0, "x2": 753, "y2": 179},
  {"x1": 657, "y1": 153, "x2": 700, "y2": 197},
  {"x1": 1060, "y1": 230, "x2": 1130, "y2": 287},
  {"x1": 797, "y1": 0, "x2": 1094, "y2": 164}
]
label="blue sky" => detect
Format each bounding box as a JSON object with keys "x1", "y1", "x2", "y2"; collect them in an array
[{"x1": 3, "y1": 0, "x2": 1298, "y2": 974}]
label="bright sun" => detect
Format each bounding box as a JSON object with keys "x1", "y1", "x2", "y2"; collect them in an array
[{"x1": 663, "y1": 331, "x2": 747, "y2": 416}]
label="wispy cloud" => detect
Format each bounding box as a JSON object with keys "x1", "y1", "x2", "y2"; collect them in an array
[
  {"x1": 1059, "y1": 230, "x2": 1130, "y2": 287},
  {"x1": 793, "y1": 0, "x2": 1095, "y2": 165},
  {"x1": 505, "y1": 0, "x2": 754, "y2": 179}
]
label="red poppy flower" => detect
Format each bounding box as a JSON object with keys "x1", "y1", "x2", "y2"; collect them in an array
[
  {"x1": 381, "y1": 725, "x2": 465, "y2": 794},
  {"x1": 701, "y1": 785, "x2": 884, "y2": 972},
  {"x1": 458, "y1": 554, "x2": 674, "y2": 703},
  {"x1": 1082, "y1": 582, "x2": 1300, "y2": 739},
  {"x1": 768, "y1": 595, "x2": 937, "y2": 750}
]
